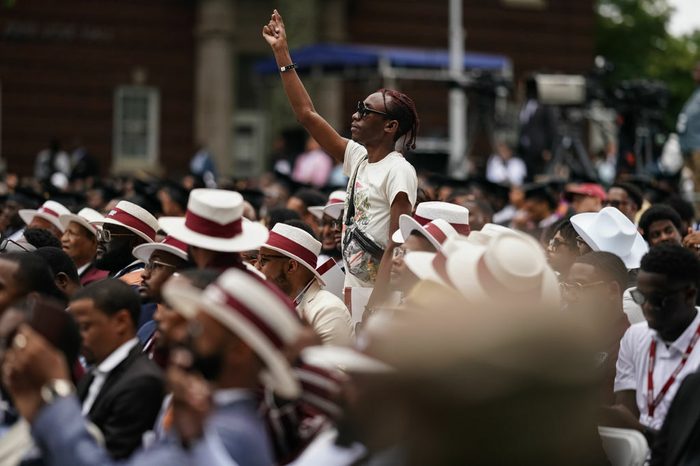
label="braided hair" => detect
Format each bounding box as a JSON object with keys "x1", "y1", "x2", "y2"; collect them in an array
[{"x1": 379, "y1": 89, "x2": 420, "y2": 152}]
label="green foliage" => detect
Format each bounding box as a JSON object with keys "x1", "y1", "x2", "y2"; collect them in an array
[{"x1": 596, "y1": 0, "x2": 700, "y2": 127}]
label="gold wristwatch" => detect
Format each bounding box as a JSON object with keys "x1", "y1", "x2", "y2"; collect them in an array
[{"x1": 40, "y1": 379, "x2": 74, "y2": 404}]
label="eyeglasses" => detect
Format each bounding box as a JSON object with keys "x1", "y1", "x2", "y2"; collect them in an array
[
  {"x1": 548, "y1": 238, "x2": 572, "y2": 252},
  {"x1": 0, "y1": 237, "x2": 30, "y2": 253},
  {"x1": 97, "y1": 229, "x2": 133, "y2": 243},
  {"x1": 144, "y1": 259, "x2": 177, "y2": 272},
  {"x1": 630, "y1": 287, "x2": 688, "y2": 308},
  {"x1": 321, "y1": 218, "x2": 343, "y2": 230},
  {"x1": 560, "y1": 281, "x2": 606, "y2": 298},
  {"x1": 392, "y1": 246, "x2": 407, "y2": 260},
  {"x1": 356, "y1": 101, "x2": 389, "y2": 119}
]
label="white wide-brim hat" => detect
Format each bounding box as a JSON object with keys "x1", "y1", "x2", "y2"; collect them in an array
[
  {"x1": 160, "y1": 189, "x2": 269, "y2": 253},
  {"x1": 301, "y1": 345, "x2": 394, "y2": 374},
  {"x1": 398, "y1": 216, "x2": 458, "y2": 250},
  {"x1": 309, "y1": 190, "x2": 346, "y2": 221},
  {"x1": 571, "y1": 207, "x2": 649, "y2": 269},
  {"x1": 161, "y1": 216, "x2": 269, "y2": 253},
  {"x1": 132, "y1": 236, "x2": 189, "y2": 263},
  {"x1": 92, "y1": 201, "x2": 159, "y2": 244},
  {"x1": 19, "y1": 200, "x2": 71, "y2": 233},
  {"x1": 163, "y1": 269, "x2": 302, "y2": 399},
  {"x1": 59, "y1": 208, "x2": 104, "y2": 238},
  {"x1": 404, "y1": 235, "x2": 478, "y2": 286},
  {"x1": 262, "y1": 223, "x2": 325, "y2": 285}
]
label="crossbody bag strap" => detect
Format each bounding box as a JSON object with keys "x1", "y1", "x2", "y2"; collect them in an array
[{"x1": 345, "y1": 155, "x2": 368, "y2": 226}]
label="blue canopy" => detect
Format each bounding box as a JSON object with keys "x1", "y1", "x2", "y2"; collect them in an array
[{"x1": 254, "y1": 43, "x2": 510, "y2": 75}]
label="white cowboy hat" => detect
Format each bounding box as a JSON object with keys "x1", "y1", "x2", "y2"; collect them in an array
[
  {"x1": 132, "y1": 235, "x2": 189, "y2": 263},
  {"x1": 91, "y1": 200, "x2": 158, "y2": 244},
  {"x1": 571, "y1": 206, "x2": 648, "y2": 269},
  {"x1": 399, "y1": 217, "x2": 459, "y2": 250},
  {"x1": 163, "y1": 268, "x2": 302, "y2": 399},
  {"x1": 392, "y1": 201, "x2": 470, "y2": 243},
  {"x1": 19, "y1": 200, "x2": 71, "y2": 233},
  {"x1": 308, "y1": 190, "x2": 346, "y2": 221},
  {"x1": 159, "y1": 189, "x2": 268, "y2": 253},
  {"x1": 261, "y1": 223, "x2": 326, "y2": 285},
  {"x1": 59, "y1": 207, "x2": 104, "y2": 238}
]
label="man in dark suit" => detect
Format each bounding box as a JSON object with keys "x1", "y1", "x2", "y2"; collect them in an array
[
  {"x1": 651, "y1": 371, "x2": 700, "y2": 465},
  {"x1": 518, "y1": 76, "x2": 558, "y2": 179},
  {"x1": 69, "y1": 279, "x2": 164, "y2": 459}
]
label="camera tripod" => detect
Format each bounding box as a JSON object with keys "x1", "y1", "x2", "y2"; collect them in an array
[{"x1": 546, "y1": 108, "x2": 598, "y2": 181}]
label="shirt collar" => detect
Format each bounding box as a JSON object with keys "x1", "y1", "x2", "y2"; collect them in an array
[
  {"x1": 97, "y1": 337, "x2": 139, "y2": 374},
  {"x1": 659, "y1": 308, "x2": 700, "y2": 354},
  {"x1": 212, "y1": 388, "x2": 255, "y2": 407},
  {"x1": 77, "y1": 262, "x2": 91, "y2": 276}
]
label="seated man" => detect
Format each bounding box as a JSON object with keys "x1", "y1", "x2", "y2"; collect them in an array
[
  {"x1": 610, "y1": 244, "x2": 700, "y2": 443},
  {"x1": 18, "y1": 200, "x2": 71, "y2": 240},
  {"x1": 92, "y1": 201, "x2": 159, "y2": 283},
  {"x1": 59, "y1": 207, "x2": 108, "y2": 286},
  {"x1": 69, "y1": 279, "x2": 165, "y2": 458},
  {"x1": 33, "y1": 247, "x2": 82, "y2": 299},
  {"x1": 564, "y1": 183, "x2": 606, "y2": 214},
  {"x1": 639, "y1": 205, "x2": 684, "y2": 248},
  {"x1": 606, "y1": 183, "x2": 643, "y2": 223},
  {"x1": 563, "y1": 251, "x2": 630, "y2": 404},
  {"x1": 308, "y1": 190, "x2": 345, "y2": 264},
  {"x1": 257, "y1": 221, "x2": 354, "y2": 345},
  {"x1": 546, "y1": 219, "x2": 580, "y2": 278}
]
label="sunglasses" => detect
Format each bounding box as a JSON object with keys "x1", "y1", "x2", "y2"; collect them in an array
[
  {"x1": 356, "y1": 101, "x2": 389, "y2": 119},
  {"x1": 629, "y1": 287, "x2": 688, "y2": 308},
  {"x1": 97, "y1": 229, "x2": 133, "y2": 243}
]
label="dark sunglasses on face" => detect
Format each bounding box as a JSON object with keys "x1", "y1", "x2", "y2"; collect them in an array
[
  {"x1": 356, "y1": 101, "x2": 389, "y2": 119},
  {"x1": 630, "y1": 287, "x2": 688, "y2": 308},
  {"x1": 321, "y1": 218, "x2": 343, "y2": 229},
  {"x1": 603, "y1": 200, "x2": 629, "y2": 209}
]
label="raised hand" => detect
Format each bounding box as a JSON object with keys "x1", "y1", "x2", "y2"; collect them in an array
[{"x1": 262, "y1": 9, "x2": 288, "y2": 50}]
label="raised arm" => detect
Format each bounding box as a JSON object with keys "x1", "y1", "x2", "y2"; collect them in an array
[{"x1": 263, "y1": 10, "x2": 348, "y2": 163}]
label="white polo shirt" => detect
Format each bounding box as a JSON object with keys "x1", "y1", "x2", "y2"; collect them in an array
[{"x1": 614, "y1": 308, "x2": 700, "y2": 430}]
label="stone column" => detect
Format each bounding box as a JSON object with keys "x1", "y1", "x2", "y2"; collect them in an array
[{"x1": 194, "y1": 0, "x2": 235, "y2": 176}]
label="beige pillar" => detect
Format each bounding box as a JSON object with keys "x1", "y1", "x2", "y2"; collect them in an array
[{"x1": 195, "y1": 0, "x2": 235, "y2": 177}]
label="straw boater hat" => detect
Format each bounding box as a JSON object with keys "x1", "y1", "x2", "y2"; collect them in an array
[
  {"x1": 399, "y1": 218, "x2": 459, "y2": 250},
  {"x1": 132, "y1": 235, "x2": 189, "y2": 263},
  {"x1": 293, "y1": 359, "x2": 348, "y2": 419},
  {"x1": 300, "y1": 345, "x2": 394, "y2": 375},
  {"x1": 308, "y1": 190, "x2": 346, "y2": 221},
  {"x1": 163, "y1": 268, "x2": 303, "y2": 398},
  {"x1": 392, "y1": 202, "x2": 470, "y2": 244},
  {"x1": 19, "y1": 200, "x2": 71, "y2": 233},
  {"x1": 91, "y1": 200, "x2": 158, "y2": 244},
  {"x1": 261, "y1": 223, "x2": 326, "y2": 285},
  {"x1": 159, "y1": 189, "x2": 268, "y2": 253},
  {"x1": 59, "y1": 207, "x2": 104, "y2": 238},
  {"x1": 570, "y1": 206, "x2": 648, "y2": 270}
]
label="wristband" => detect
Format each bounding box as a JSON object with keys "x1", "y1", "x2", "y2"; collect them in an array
[{"x1": 280, "y1": 63, "x2": 297, "y2": 73}]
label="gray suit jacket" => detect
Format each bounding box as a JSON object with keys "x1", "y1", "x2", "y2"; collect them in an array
[{"x1": 31, "y1": 391, "x2": 274, "y2": 466}]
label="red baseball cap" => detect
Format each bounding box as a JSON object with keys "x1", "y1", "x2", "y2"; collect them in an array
[{"x1": 564, "y1": 183, "x2": 607, "y2": 202}]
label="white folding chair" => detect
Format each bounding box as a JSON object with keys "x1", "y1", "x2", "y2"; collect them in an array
[{"x1": 598, "y1": 426, "x2": 649, "y2": 466}]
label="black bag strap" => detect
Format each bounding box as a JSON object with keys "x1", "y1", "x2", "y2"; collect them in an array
[{"x1": 345, "y1": 155, "x2": 368, "y2": 226}]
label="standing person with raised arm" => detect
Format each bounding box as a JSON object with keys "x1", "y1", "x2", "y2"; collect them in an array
[{"x1": 262, "y1": 10, "x2": 419, "y2": 311}]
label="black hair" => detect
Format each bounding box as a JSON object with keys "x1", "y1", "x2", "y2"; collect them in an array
[
  {"x1": 34, "y1": 247, "x2": 80, "y2": 283},
  {"x1": 0, "y1": 252, "x2": 67, "y2": 305},
  {"x1": 284, "y1": 219, "x2": 318, "y2": 241},
  {"x1": 610, "y1": 183, "x2": 644, "y2": 209},
  {"x1": 267, "y1": 208, "x2": 301, "y2": 230},
  {"x1": 379, "y1": 88, "x2": 420, "y2": 151},
  {"x1": 291, "y1": 189, "x2": 327, "y2": 210},
  {"x1": 177, "y1": 268, "x2": 220, "y2": 291},
  {"x1": 23, "y1": 228, "x2": 62, "y2": 249},
  {"x1": 640, "y1": 243, "x2": 700, "y2": 287},
  {"x1": 71, "y1": 278, "x2": 141, "y2": 328},
  {"x1": 525, "y1": 186, "x2": 558, "y2": 211},
  {"x1": 575, "y1": 252, "x2": 629, "y2": 297},
  {"x1": 638, "y1": 205, "x2": 683, "y2": 242},
  {"x1": 550, "y1": 218, "x2": 577, "y2": 249},
  {"x1": 665, "y1": 196, "x2": 696, "y2": 225}
]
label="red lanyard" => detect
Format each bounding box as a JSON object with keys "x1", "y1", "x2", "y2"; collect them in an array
[{"x1": 647, "y1": 324, "x2": 700, "y2": 417}]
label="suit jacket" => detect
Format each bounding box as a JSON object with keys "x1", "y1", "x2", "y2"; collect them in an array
[
  {"x1": 30, "y1": 392, "x2": 273, "y2": 466},
  {"x1": 77, "y1": 344, "x2": 164, "y2": 459},
  {"x1": 297, "y1": 281, "x2": 354, "y2": 345},
  {"x1": 651, "y1": 371, "x2": 700, "y2": 466},
  {"x1": 79, "y1": 263, "x2": 109, "y2": 287}
]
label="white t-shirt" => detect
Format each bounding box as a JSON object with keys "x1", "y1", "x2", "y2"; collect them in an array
[
  {"x1": 614, "y1": 309, "x2": 700, "y2": 430},
  {"x1": 342, "y1": 140, "x2": 417, "y2": 287}
]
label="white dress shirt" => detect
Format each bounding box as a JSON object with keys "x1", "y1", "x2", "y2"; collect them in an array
[
  {"x1": 614, "y1": 309, "x2": 700, "y2": 429},
  {"x1": 81, "y1": 337, "x2": 139, "y2": 415}
]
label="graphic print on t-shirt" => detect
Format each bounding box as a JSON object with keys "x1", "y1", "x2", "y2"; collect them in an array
[{"x1": 352, "y1": 179, "x2": 370, "y2": 228}]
